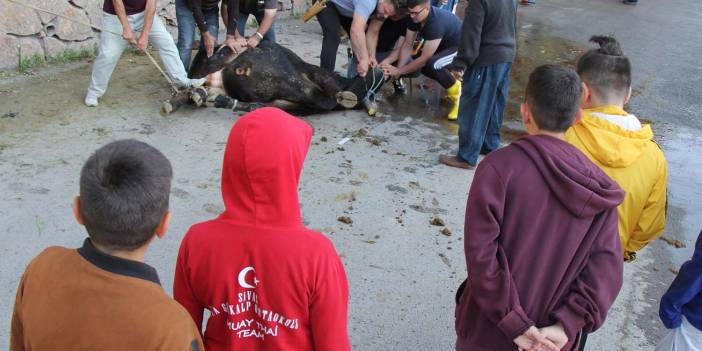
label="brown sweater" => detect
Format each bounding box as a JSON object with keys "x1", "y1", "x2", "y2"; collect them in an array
[{"x1": 10, "y1": 239, "x2": 204, "y2": 351}]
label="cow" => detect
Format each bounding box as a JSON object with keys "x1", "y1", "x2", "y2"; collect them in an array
[{"x1": 161, "y1": 41, "x2": 385, "y2": 116}]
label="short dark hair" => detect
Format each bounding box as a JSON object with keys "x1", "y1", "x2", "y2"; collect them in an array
[
  {"x1": 525, "y1": 64, "x2": 583, "y2": 132},
  {"x1": 407, "y1": 0, "x2": 429, "y2": 8},
  {"x1": 576, "y1": 35, "x2": 631, "y2": 102},
  {"x1": 79, "y1": 139, "x2": 173, "y2": 251}
]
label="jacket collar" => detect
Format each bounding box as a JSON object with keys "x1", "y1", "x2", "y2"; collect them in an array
[{"x1": 77, "y1": 238, "x2": 161, "y2": 285}]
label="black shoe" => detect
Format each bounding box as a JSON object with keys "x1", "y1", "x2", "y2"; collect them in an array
[
  {"x1": 393, "y1": 78, "x2": 407, "y2": 95},
  {"x1": 622, "y1": 0, "x2": 637, "y2": 5}
]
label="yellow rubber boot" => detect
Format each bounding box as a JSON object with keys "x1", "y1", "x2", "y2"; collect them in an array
[{"x1": 446, "y1": 80, "x2": 461, "y2": 120}]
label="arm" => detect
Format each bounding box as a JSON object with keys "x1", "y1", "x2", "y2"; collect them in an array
[
  {"x1": 223, "y1": 0, "x2": 246, "y2": 53},
  {"x1": 378, "y1": 35, "x2": 404, "y2": 65},
  {"x1": 366, "y1": 18, "x2": 384, "y2": 66},
  {"x1": 386, "y1": 29, "x2": 415, "y2": 67},
  {"x1": 173, "y1": 236, "x2": 205, "y2": 333},
  {"x1": 310, "y1": 250, "x2": 350, "y2": 351},
  {"x1": 187, "y1": 0, "x2": 209, "y2": 35},
  {"x1": 136, "y1": 0, "x2": 157, "y2": 50},
  {"x1": 246, "y1": 8, "x2": 277, "y2": 48},
  {"x1": 626, "y1": 158, "x2": 668, "y2": 255},
  {"x1": 187, "y1": 0, "x2": 216, "y2": 56},
  {"x1": 394, "y1": 38, "x2": 440, "y2": 76},
  {"x1": 112, "y1": 0, "x2": 136, "y2": 43},
  {"x1": 659, "y1": 236, "x2": 702, "y2": 329},
  {"x1": 350, "y1": 13, "x2": 370, "y2": 76},
  {"x1": 225, "y1": 0, "x2": 239, "y2": 36},
  {"x1": 452, "y1": 0, "x2": 484, "y2": 72},
  {"x1": 10, "y1": 272, "x2": 27, "y2": 351},
  {"x1": 463, "y1": 162, "x2": 534, "y2": 340},
  {"x1": 551, "y1": 208, "x2": 624, "y2": 341}
]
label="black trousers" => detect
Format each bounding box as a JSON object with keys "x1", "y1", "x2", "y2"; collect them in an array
[
  {"x1": 317, "y1": 3, "x2": 353, "y2": 72},
  {"x1": 578, "y1": 331, "x2": 588, "y2": 351},
  {"x1": 420, "y1": 46, "x2": 458, "y2": 89}
]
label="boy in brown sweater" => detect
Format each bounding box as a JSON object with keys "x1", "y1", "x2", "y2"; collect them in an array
[{"x1": 10, "y1": 139, "x2": 203, "y2": 351}]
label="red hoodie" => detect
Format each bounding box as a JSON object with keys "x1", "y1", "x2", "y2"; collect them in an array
[{"x1": 174, "y1": 108, "x2": 350, "y2": 351}]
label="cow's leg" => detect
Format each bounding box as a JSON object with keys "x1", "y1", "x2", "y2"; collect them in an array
[{"x1": 161, "y1": 89, "x2": 193, "y2": 116}]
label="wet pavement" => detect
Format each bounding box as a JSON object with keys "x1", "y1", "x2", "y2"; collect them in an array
[{"x1": 1, "y1": 1, "x2": 701, "y2": 350}]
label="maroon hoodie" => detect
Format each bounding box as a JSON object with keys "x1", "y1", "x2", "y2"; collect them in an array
[
  {"x1": 174, "y1": 108, "x2": 350, "y2": 351},
  {"x1": 455, "y1": 135, "x2": 625, "y2": 351}
]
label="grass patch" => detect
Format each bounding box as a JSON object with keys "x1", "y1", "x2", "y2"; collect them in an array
[
  {"x1": 18, "y1": 47, "x2": 98, "y2": 73},
  {"x1": 47, "y1": 47, "x2": 98, "y2": 65},
  {"x1": 18, "y1": 54, "x2": 46, "y2": 73}
]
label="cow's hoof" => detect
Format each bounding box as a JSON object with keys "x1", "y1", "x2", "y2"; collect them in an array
[
  {"x1": 214, "y1": 95, "x2": 235, "y2": 109},
  {"x1": 363, "y1": 99, "x2": 378, "y2": 116},
  {"x1": 190, "y1": 87, "x2": 208, "y2": 107},
  {"x1": 336, "y1": 91, "x2": 358, "y2": 109},
  {"x1": 160, "y1": 100, "x2": 173, "y2": 116}
]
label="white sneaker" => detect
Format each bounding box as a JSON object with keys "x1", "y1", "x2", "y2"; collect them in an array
[
  {"x1": 85, "y1": 95, "x2": 98, "y2": 107},
  {"x1": 189, "y1": 77, "x2": 207, "y2": 88}
]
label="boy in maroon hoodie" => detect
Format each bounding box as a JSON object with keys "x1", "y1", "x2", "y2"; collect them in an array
[
  {"x1": 455, "y1": 65, "x2": 625, "y2": 351},
  {"x1": 174, "y1": 107, "x2": 350, "y2": 351}
]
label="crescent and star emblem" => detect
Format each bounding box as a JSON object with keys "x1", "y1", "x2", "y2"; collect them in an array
[{"x1": 237, "y1": 266, "x2": 260, "y2": 289}]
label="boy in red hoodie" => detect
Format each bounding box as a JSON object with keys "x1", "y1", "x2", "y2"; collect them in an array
[
  {"x1": 174, "y1": 107, "x2": 351, "y2": 351},
  {"x1": 455, "y1": 65, "x2": 625, "y2": 351}
]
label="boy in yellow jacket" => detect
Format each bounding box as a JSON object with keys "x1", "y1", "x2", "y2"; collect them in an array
[{"x1": 566, "y1": 35, "x2": 667, "y2": 262}]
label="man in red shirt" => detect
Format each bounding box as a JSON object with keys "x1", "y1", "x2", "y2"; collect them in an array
[{"x1": 174, "y1": 107, "x2": 350, "y2": 351}]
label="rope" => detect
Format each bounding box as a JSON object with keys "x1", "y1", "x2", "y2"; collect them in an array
[
  {"x1": 363, "y1": 67, "x2": 385, "y2": 102},
  {"x1": 3, "y1": 0, "x2": 180, "y2": 94}
]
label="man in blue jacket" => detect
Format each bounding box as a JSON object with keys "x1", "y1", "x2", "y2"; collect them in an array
[{"x1": 657, "y1": 229, "x2": 702, "y2": 350}]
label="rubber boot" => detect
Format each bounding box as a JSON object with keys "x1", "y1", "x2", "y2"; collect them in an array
[{"x1": 447, "y1": 80, "x2": 461, "y2": 120}]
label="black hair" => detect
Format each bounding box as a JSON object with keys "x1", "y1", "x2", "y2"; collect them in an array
[
  {"x1": 576, "y1": 35, "x2": 632, "y2": 101},
  {"x1": 79, "y1": 139, "x2": 173, "y2": 251},
  {"x1": 407, "y1": 0, "x2": 429, "y2": 8},
  {"x1": 525, "y1": 64, "x2": 583, "y2": 132}
]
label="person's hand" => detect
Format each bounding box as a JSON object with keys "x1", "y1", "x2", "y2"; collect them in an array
[
  {"x1": 122, "y1": 27, "x2": 136, "y2": 44},
  {"x1": 136, "y1": 34, "x2": 149, "y2": 51},
  {"x1": 203, "y1": 31, "x2": 216, "y2": 57},
  {"x1": 514, "y1": 326, "x2": 560, "y2": 351},
  {"x1": 246, "y1": 33, "x2": 261, "y2": 48},
  {"x1": 224, "y1": 35, "x2": 246, "y2": 54},
  {"x1": 441, "y1": 0, "x2": 448, "y2": 4},
  {"x1": 369, "y1": 56, "x2": 378, "y2": 67},
  {"x1": 450, "y1": 68, "x2": 464, "y2": 82},
  {"x1": 381, "y1": 64, "x2": 400, "y2": 80},
  {"x1": 540, "y1": 323, "x2": 568, "y2": 350},
  {"x1": 357, "y1": 57, "x2": 370, "y2": 77}
]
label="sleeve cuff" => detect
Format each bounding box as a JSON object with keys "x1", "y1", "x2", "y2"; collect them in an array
[
  {"x1": 497, "y1": 307, "x2": 534, "y2": 340},
  {"x1": 451, "y1": 58, "x2": 468, "y2": 72},
  {"x1": 552, "y1": 305, "x2": 587, "y2": 341}
]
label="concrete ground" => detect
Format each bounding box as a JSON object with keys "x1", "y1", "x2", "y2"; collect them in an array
[{"x1": 1, "y1": 0, "x2": 701, "y2": 350}]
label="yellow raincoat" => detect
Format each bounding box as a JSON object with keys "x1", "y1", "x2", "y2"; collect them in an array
[{"x1": 566, "y1": 105, "x2": 668, "y2": 261}]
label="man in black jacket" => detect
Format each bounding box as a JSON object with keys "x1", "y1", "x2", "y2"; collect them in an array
[{"x1": 440, "y1": 0, "x2": 517, "y2": 169}]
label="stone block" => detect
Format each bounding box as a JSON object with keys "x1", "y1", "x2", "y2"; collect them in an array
[
  {"x1": 43, "y1": 36, "x2": 67, "y2": 57},
  {"x1": 0, "y1": 34, "x2": 19, "y2": 71},
  {"x1": 0, "y1": 1, "x2": 43, "y2": 36},
  {"x1": 27, "y1": 0, "x2": 68, "y2": 24},
  {"x1": 55, "y1": 4, "x2": 94, "y2": 41},
  {"x1": 70, "y1": 0, "x2": 88, "y2": 9},
  {"x1": 19, "y1": 37, "x2": 45, "y2": 59}
]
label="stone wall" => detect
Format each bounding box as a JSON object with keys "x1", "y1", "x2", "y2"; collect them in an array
[{"x1": 0, "y1": 0, "x2": 300, "y2": 72}]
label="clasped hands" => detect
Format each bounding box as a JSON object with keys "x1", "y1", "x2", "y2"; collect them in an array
[{"x1": 514, "y1": 323, "x2": 568, "y2": 351}]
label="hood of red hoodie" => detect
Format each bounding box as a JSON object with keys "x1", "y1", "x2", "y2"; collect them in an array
[
  {"x1": 219, "y1": 107, "x2": 313, "y2": 228},
  {"x1": 512, "y1": 135, "x2": 624, "y2": 218}
]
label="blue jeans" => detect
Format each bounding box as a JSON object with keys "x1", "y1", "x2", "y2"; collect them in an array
[
  {"x1": 457, "y1": 63, "x2": 512, "y2": 165},
  {"x1": 236, "y1": 12, "x2": 276, "y2": 42},
  {"x1": 431, "y1": 0, "x2": 458, "y2": 13},
  {"x1": 176, "y1": 0, "x2": 220, "y2": 70}
]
